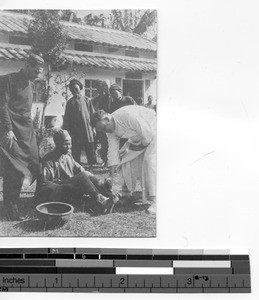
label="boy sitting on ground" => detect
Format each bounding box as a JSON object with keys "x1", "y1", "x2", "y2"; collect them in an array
[{"x1": 35, "y1": 129, "x2": 118, "y2": 215}]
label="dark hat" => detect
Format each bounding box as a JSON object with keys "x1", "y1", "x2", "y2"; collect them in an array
[
  {"x1": 96, "y1": 80, "x2": 109, "y2": 93},
  {"x1": 69, "y1": 79, "x2": 83, "y2": 91},
  {"x1": 53, "y1": 129, "x2": 71, "y2": 146},
  {"x1": 109, "y1": 83, "x2": 122, "y2": 93},
  {"x1": 27, "y1": 54, "x2": 45, "y2": 67}
]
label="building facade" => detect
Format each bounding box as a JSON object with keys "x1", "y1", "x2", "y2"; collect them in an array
[{"x1": 0, "y1": 11, "x2": 157, "y2": 120}]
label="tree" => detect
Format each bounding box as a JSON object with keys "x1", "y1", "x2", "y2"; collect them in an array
[
  {"x1": 82, "y1": 9, "x2": 157, "y2": 39},
  {"x1": 60, "y1": 10, "x2": 82, "y2": 23},
  {"x1": 110, "y1": 10, "x2": 157, "y2": 37},
  {"x1": 83, "y1": 14, "x2": 106, "y2": 27},
  {"x1": 27, "y1": 10, "x2": 68, "y2": 128}
]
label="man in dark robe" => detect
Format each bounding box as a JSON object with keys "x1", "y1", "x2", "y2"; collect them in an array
[
  {"x1": 36, "y1": 130, "x2": 117, "y2": 215},
  {"x1": 63, "y1": 79, "x2": 96, "y2": 170},
  {"x1": 109, "y1": 83, "x2": 136, "y2": 113},
  {"x1": 91, "y1": 80, "x2": 111, "y2": 166},
  {"x1": 0, "y1": 54, "x2": 45, "y2": 220}
]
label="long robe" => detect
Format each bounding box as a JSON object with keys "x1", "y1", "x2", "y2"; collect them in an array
[
  {"x1": 0, "y1": 69, "x2": 39, "y2": 184},
  {"x1": 63, "y1": 95, "x2": 94, "y2": 142},
  {"x1": 107, "y1": 106, "x2": 156, "y2": 199},
  {"x1": 63, "y1": 95, "x2": 96, "y2": 164}
]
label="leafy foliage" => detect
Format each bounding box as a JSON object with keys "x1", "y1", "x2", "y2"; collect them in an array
[
  {"x1": 27, "y1": 10, "x2": 69, "y2": 129},
  {"x1": 60, "y1": 10, "x2": 82, "y2": 23},
  {"x1": 28, "y1": 10, "x2": 68, "y2": 68}
]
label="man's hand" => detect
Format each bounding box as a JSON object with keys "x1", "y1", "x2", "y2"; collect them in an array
[{"x1": 0, "y1": 130, "x2": 17, "y2": 148}]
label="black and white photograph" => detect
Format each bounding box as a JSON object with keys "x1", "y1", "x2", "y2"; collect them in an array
[
  {"x1": 0, "y1": 9, "x2": 157, "y2": 237},
  {"x1": 1, "y1": 1, "x2": 259, "y2": 299}
]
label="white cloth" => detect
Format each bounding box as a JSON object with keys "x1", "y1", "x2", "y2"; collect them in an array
[{"x1": 107, "y1": 106, "x2": 156, "y2": 198}]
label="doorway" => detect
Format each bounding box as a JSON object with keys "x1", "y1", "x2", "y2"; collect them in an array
[{"x1": 123, "y1": 79, "x2": 144, "y2": 101}]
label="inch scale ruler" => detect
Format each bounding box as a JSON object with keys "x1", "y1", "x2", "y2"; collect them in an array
[{"x1": 0, "y1": 248, "x2": 251, "y2": 293}]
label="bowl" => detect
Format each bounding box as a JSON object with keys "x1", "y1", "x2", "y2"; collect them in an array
[{"x1": 36, "y1": 202, "x2": 74, "y2": 225}]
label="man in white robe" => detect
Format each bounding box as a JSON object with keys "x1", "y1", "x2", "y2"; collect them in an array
[{"x1": 91, "y1": 106, "x2": 156, "y2": 214}]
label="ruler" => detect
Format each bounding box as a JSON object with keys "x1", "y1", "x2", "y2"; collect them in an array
[{"x1": 0, "y1": 248, "x2": 251, "y2": 293}]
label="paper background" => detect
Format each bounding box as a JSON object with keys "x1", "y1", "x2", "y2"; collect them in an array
[{"x1": 0, "y1": 0, "x2": 258, "y2": 299}]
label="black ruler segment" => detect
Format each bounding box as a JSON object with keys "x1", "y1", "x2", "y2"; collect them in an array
[
  {"x1": 230, "y1": 255, "x2": 249, "y2": 261},
  {"x1": 202, "y1": 255, "x2": 230, "y2": 260},
  {"x1": 0, "y1": 254, "x2": 23, "y2": 259},
  {"x1": 153, "y1": 255, "x2": 178, "y2": 260},
  {"x1": 178, "y1": 255, "x2": 204, "y2": 260},
  {"x1": 75, "y1": 254, "x2": 99, "y2": 260},
  {"x1": 127, "y1": 255, "x2": 153, "y2": 260},
  {"x1": 0, "y1": 267, "x2": 116, "y2": 274},
  {"x1": 48, "y1": 254, "x2": 74, "y2": 259},
  {"x1": 101, "y1": 254, "x2": 127, "y2": 260},
  {"x1": 0, "y1": 260, "x2": 55, "y2": 266},
  {"x1": 25, "y1": 254, "x2": 48, "y2": 259},
  {"x1": 174, "y1": 268, "x2": 233, "y2": 275}
]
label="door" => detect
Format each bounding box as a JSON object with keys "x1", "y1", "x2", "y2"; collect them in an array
[{"x1": 122, "y1": 79, "x2": 144, "y2": 101}]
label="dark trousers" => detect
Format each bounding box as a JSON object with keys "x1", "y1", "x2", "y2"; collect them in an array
[
  {"x1": 72, "y1": 139, "x2": 96, "y2": 165},
  {"x1": 36, "y1": 172, "x2": 112, "y2": 204},
  {"x1": 96, "y1": 132, "x2": 108, "y2": 163},
  {"x1": 2, "y1": 157, "x2": 23, "y2": 206}
]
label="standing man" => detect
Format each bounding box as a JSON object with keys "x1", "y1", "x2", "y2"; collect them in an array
[
  {"x1": 91, "y1": 80, "x2": 111, "y2": 166},
  {"x1": 109, "y1": 83, "x2": 135, "y2": 113},
  {"x1": 91, "y1": 80, "x2": 111, "y2": 112},
  {"x1": 0, "y1": 54, "x2": 45, "y2": 220},
  {"x1": 145, "y1": 95, "x2": 155, "y2": 110},
  {"x1": 63, "y1": 79, "x2": 96, "y2": 170}
]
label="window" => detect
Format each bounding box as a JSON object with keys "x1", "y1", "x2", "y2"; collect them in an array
[
  {"x1": 85, "y1": 79, "x2": 99, "y2": 98},
  {"x1": 9, "y1": 35, "x2": 29, "y2": 45},
  {"x1": 145, "y1": 79, "x2": 151, "y2": 91},
  {"x1": 115, "y1": 77, "x2": 122, "y2": 87},
  {"x1": 126, "y1": 72, "x2": 142, "y2": 80},
  {"x1": 74, "y1": 42, "x2": 93, "y2": 52},
  {"x1": 125, "y1": 49, "x2": 139, "y2": 58},
  {"x1": 108, "y1": 47, "x2": 118, "y2": 53}
]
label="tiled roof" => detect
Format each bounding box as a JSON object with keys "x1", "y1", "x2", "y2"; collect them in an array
[
  {"x1": 0, "y1": 11, "x2": 157, "y2": 52},
  {"x1": 0, "y1": 43, "x2": 156, "y2": 72}
]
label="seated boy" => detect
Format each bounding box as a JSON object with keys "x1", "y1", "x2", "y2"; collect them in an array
[{"x1": 35, "y1": 129, "x2": 117, "y2": 214}]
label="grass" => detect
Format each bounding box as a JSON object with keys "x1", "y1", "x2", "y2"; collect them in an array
[{"x1": 0, "y1": 169, "x2": 156, "y2": 237}]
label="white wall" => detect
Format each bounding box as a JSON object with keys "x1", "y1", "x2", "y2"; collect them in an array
[{"x1": 51, "y1": 66, "x2": 156, "y2": 100}]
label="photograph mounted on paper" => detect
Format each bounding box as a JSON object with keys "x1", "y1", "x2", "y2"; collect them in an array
[{"x1": 0, "y1": 9, "x2": 157, "y2": 237}]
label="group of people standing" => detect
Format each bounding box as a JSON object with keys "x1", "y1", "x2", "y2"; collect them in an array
[{"x1": 0, "y1": 54, "x2": 157, "y2": 221}]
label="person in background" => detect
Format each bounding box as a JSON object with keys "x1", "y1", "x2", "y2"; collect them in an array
[
  {"x1": 91, "y1": 105, "x2": 156, "y2": 214},
  {"x1": 63, "y1": 79, "x2": 96, "y2": 171},
  {"x1": 0, "y1": 54, "x2": 45, "y2": 220},
  {"x1": 36, "y1": 130, "x2": 118, "y2": 215},
  {"x1": 91, "y1": 80, "x2": 111, "y2": 112},
  {"x1": 136, "y1": 97, "x2": 144, "y2": 106},
  {"x1": 91, "y1": 80, "x2": 111, "y2": 166},
  {"x1": 109, "y1": 83, "x2": 136, "y2": 113},
  {"x1": 145, "y1": 95, "x2": 155, "y2": 110}
]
